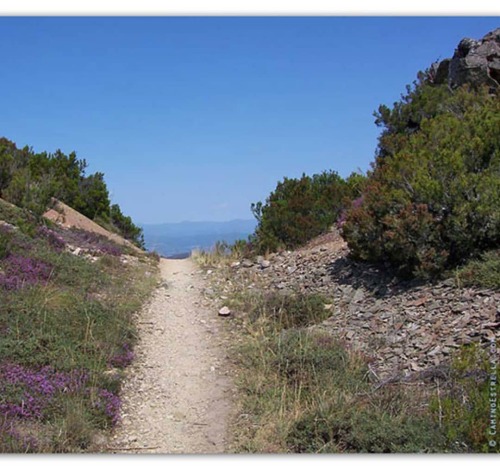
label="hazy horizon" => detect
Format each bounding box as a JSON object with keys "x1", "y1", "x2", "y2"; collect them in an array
[
  {"x1": 142, "y1": 218, "x2": 257, "y2": 256},
  {"x1": 140, "y1": 217, "x2": 256, "y2": 226}
]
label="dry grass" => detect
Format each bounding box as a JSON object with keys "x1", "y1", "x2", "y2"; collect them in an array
[{"x1": 224, "y1": 290, "x2": 498, "y2": 453}]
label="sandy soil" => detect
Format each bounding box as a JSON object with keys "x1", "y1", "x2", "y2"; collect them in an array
[{"x1": 108, "y1": 258, "x2": 233, "y2": 454}]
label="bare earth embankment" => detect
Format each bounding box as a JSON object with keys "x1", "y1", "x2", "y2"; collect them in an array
[{"x1": 108, "y1": 258, "x2": 233, "y2": 454}]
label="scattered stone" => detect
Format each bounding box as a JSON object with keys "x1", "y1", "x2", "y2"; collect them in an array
[
  {"x1": 206, "y1": 228, "x2": 500, "y2": 378},
  {"x1": 260, "y1": 260, "x2": 271, "y2": 269},
  {"x1": 218, "y1": 306, "x2": 231, "y2": 317},
  {"x1": 351, "y1": 288, "x2": 365, "y2": 303}
]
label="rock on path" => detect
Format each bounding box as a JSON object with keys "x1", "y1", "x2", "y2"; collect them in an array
[{"x1": 108, "y1": 258, "x2": 233, "y2": 454}]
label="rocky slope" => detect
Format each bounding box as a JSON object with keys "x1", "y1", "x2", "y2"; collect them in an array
[{"x1": 206, "y1": 229, "x2": 499, "y2": 380}]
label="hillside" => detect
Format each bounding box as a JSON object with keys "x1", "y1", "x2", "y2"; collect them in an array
[
  {"x1": 209, "y1": 229, "x2": 499, "y2": 377},
  {"x1": 196, "y1": 227, "x2": 498, "y2": 452},
  {"x1": 0, "y1": 137, "x2": 144, "y2": 249},
  {"x1": 0, "y1": 197, "x2": 159, "y2": 452},
  {"x1": 193, "y1": 28, "x2": 500, "y2": 453}
]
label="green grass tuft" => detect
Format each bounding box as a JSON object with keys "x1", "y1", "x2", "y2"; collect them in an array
[{"x1": 455, "y1": 250, "x2": 500, "y2": 290}]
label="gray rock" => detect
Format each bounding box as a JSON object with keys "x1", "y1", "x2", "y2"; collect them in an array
[
  {"x1": 260, "y1": 260, "x2": 271, "y2": 269},
  {"x1": 431, "y1": 28, "x2": 500, "y2": 90},
  {"x1": 352, "y1": 288, "x2": 365, "y2": 303},
  {"x1": 218, "y1": 306, "x2": 231, "y2": 316}
]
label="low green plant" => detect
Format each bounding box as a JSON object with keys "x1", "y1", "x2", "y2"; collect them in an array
[
  {"x1": 238, "y1": 291, "x2": 331, "y2": 329},
  {"x1": 287, "y1": 405, "x2": 445, "y2": 453},
  {"x1": 429, "y1": 344, "x2": 499, "y2": 452},
  {"x1": 0, "y1": 229, "x2": 12, "y2": 259},
  {"x1": 455, "y1": 250, "x2": 500, "y2": 290},
  {"x1": 227, "y1": 288, "x2": 498, "y2": 453}
]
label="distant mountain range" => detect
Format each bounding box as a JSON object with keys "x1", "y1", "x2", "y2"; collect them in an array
[{"x1": 141, "y1": 219, "x2": 257, "y2": 258}]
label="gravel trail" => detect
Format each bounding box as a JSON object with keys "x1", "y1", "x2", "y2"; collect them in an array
[{"x1": 108, "y1": 258, "x2": 232, "y2": 454}]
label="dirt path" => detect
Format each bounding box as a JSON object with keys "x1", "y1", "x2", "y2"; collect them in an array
[{"x1": 108, "y1": 258, "x2": 233, "y2": 454}]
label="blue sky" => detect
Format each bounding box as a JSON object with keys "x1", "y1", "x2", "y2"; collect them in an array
[{"x1": 0, "y1": 16, "x2": 499, "y2": 224}]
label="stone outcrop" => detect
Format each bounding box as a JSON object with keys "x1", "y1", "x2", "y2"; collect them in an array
[{"x1": 430, "y1": 28, "x2": 500, "y2": 90}]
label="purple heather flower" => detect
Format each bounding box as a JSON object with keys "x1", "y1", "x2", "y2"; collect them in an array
[
  {"x1": 95, "y1": 389, "x2": 121, "y2": 426},
  {"x1": 36, "y1": 226, "x2": 66, "y2": 251},
  {"x1": 109, "y1": 343, "x2": 135, "y2": 368},
  {"x1": 0, "y1": 363, "x2": 89, "y2": 420},
  {"x1": 0, "y1": 418, "x2": 39, "y2": 452},
  {"x1": 0, "y1": 254, "x2": 53, "y2": 290}
]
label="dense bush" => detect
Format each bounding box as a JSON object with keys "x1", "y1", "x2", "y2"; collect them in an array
[
  {"x1": 250, "y1": 171, "x2": 366, "y2": 253},
  {"x1": 342, "y1": 82, "x2": 500, "y2": 277}
]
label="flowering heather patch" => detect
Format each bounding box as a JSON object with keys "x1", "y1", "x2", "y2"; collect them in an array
[
  {"x1": 36, "y1": 226, "x2": 66, "y2": 251},
  {"x1": 0, "y1": 363, "x2": 124, "y2": 430},
  {"x1": 95, "y1": 243, "x2": 123, "y2": 257},
  {"x1": 0, "y1": 363, "x2": 89, "y2": 420},
  {"x1": 0, "y1": 224, "x2": 14, "y2": 237},
  {"x1": 109, "y1": 343, "x2": 134, "y2": 368},
  {"x1": 0, "y1": 254, "x2": 53, "y2": 290},
  {"x1": 0, "y1": 418, "x2": 38, "y2": 452},
  {"x1": 95, "y1": 389, "x2": 121, "y2": 426},
  {"x1": 67, "y1": 229, "x2": 123, "y2": 256}
]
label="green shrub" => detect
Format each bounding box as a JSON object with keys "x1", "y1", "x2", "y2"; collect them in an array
[
  {"x1": 455, "y1": 250, "x2": 500, "y2": 290},
  {"x1": 428, "y1": 344, "x2": 499, "y2": 452},
  {"x1": 251, "y1": 171, "x2": 365, "y2": 253},
  {"x1": 287, "y1": 405, "x2": 446, "y2": 453},
  {"x1": 342, "y1": 83, "x2": 500, "y2": 278}
]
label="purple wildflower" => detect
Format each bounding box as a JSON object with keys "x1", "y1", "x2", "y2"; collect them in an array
[
  {"x1": 95, "y1": 389, "x2": 121, "y2": 426},
  {"x1": 0, "y1": 418, "x2": 38, "y2": 452},
  {"x1": 0, "y1": 363, "x2": 88, "y2": 420},
  {"x1": 96, "y1": 243, "x2": 123, "y2": 257},
  {"x1": 67, "y1": 229, "x2": 123, "y2": 256},
  {"x1": 0, "y1": 254, "x2": 53, "y2": 290},
  {"x1": 109, "y1": 343, "x2": 135, "y2": 368},
  {"x1": 36, "y1": 226, "x2": 66, "y2": 251}
]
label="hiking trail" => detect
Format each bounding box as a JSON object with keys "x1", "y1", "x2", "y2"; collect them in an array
[{"x1": 108, "y1": 258, "x2": 233, "y2": 454}]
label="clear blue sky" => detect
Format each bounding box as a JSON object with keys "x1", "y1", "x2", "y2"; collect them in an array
[{"x1": 0, "y1": 16, "x2": 499, "y2": 224}]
